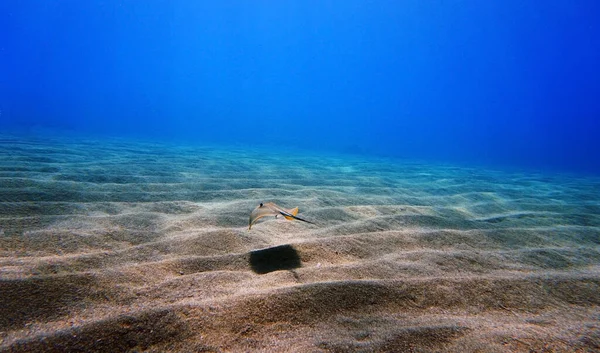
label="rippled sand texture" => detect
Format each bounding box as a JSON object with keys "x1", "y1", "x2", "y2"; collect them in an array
[{"x1": 1, "y1": 135, "x2": 599, "y2": 352}]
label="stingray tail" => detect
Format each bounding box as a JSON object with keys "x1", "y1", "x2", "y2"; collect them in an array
[
  {"x1": 282, "y1": 207, "x2": 299, "y2": 220},
  {"x1": 281, "y1": 208, "x2": 315, "y2": 225},
  {"x1": 291, "y1": 214, "x2": 316, "y2": 225}
]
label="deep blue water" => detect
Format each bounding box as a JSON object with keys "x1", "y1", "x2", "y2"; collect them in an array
[{"x1": 1, "y1": 1, "x2": 599, "y2": 173}]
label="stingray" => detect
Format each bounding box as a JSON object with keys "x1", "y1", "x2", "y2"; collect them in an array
[{"x1": 249, "y1": 202, "x2": 315, "y2": 230}]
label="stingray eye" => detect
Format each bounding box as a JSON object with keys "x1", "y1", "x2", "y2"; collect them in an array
[{"x1": 259, "y1": 203, "x2": 263, "y2": 207}]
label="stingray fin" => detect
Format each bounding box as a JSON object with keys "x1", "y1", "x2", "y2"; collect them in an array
[{"x1": 283, "y1": 207, "x2": 299, "y2": 220}]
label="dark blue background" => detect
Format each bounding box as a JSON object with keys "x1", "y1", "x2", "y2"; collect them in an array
[{"x1": 1, "y1": 1, "x2": 599, "y2": 172}]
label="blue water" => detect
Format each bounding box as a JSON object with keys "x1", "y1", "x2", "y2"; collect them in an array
[{"x1": 1, "y1": 1, "x2": 599, "y2": 173}]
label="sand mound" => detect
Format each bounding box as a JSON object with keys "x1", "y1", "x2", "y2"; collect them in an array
[{"x1": 1, "y1": 136, "x2": 599, "y2": 352}]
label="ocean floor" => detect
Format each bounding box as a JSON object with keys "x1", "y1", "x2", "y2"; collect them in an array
[{"x1": 1, "y1": 135, "x2": 599, "y2": 352}]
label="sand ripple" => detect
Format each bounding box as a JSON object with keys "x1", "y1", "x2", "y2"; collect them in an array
[{"x1": 1, "y1": 136, "x2": 599, "y2": 352}]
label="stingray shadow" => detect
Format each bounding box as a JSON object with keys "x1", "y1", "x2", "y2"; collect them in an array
[{"x1": 249, "y1": 244, "x2": 301, "y2": 274}]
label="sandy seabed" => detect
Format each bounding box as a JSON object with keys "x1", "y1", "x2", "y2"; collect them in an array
[{"x1": 0, "y1": 135, "x2": 599, "y2": 352}]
